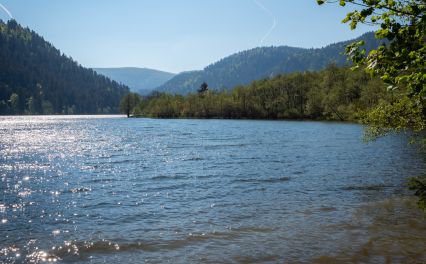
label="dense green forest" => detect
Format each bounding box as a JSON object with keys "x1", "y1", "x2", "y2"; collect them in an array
[
  {"x1": 155, "y1": 32, "x2": 381, "y2": 95},
  {"x1": 131, "y1": 64, "x2": 388, "y2": 121},
  {"x1": 0, "y1": 20, "x2": 129, "y2": 115}
]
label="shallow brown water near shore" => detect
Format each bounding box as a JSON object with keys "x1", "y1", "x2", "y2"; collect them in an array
[{"x1": 312, "y1": 197, "x2": 426, "y2": 264}]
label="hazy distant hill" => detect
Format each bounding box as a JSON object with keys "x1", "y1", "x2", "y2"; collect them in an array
[
  {"x1": 156, "y1": 32, "x2": 381, "y2": 95},
  {"x1": 94, "y1": 67, "x2": 175, "y2": 95},
  {"x1": 0, "y1": 20, "x2": 129, "y2": 115}
]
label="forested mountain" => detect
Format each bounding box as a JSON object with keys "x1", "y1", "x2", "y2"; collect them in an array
[
  {"x1": 93, "y1": 67, "x2": 175, "y2": 95},
  {"x1": 156, "y1": 32, "x2": 380, "y2": 95},
  {"x1": 0, "y1": 20, "x2": 129, "y2": 115}
]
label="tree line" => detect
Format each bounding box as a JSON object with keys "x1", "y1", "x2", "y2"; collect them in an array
[{"x1": 123, "y1": 64, "x2": 389, "y2": 122}]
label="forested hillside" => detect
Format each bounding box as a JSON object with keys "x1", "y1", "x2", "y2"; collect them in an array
[
  {"x1": 94, "y1": 67, "x2": 175, "y2": 95},
  {"x1": 0, "y1": 20, "x2": 129, "y2": 115},
  {"x1": 156, "y1": 32, "x2": 380, "y2": 95},
  {"x1": 136, "y1": 64, "x2": 389, "y2": 121}
]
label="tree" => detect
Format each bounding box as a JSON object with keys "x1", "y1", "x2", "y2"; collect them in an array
[
  {"x1": 119, "y1": 93, "x2": 140, "y2": 117},
  {"x1": 9, "y1": 93, "x2": 20, "y2": 114},
  {"x1": 42, "y1": 100, "x2": 54, "y2": 115},
  {"x1": 26, "y1": 96, "x2": 35, "y2": 114},
  {"x1": 317, "y1": 0, "x2": 425, "y2": 142},
  {"x1": 0, "y1": 100, "x2": 8, "y2": 114},
  {"x1": 197, "y1": 82, "x2": 209, "y2": 94}
]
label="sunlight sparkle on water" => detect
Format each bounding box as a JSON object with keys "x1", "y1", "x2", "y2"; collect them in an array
[{"x1": 1, "y1": 116, "x2": 425, "y2": 263}]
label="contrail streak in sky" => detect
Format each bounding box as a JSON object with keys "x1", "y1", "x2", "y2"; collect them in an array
[
  {"x1": 253, "y1": 0, "x2": 276, "y2": 46},
  {"x1": 0, "y1": 2, "x2": 13, "y2": 19}
]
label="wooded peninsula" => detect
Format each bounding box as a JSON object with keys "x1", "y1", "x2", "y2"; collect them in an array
[{"x1": 123, "y1": 65, "x2": 388, "y2": 123}]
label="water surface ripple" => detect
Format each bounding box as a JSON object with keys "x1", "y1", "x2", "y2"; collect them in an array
[{"x1": 0, "y1": 116, "x2": 425, "y2": 263}]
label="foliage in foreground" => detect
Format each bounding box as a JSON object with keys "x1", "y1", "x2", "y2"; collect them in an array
[
  {"x1": 317, "y1": 0, "x2": 426, "y2": 209},
  {"x1": 408, "y1": 176, "x2": 426, "y2": 211},
  {"x1": 318, "y1": 0, "x2": 426, "y2": 210},
  {"x1": 317, "y1": 0, "x2": 426, "y2": 140}
]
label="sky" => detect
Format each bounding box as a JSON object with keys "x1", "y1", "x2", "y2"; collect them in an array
[{"x1": 0, "y1": 0, "x2": 374, "y2": 73}]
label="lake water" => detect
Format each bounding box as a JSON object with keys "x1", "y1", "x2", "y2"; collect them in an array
[{"x1": 1, "y1": 116, "x2": 425, "y2": 263}]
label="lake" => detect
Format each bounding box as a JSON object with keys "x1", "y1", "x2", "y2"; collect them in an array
[{"x1": 1, "y1": 116, "x2": 425, "y2": 263}]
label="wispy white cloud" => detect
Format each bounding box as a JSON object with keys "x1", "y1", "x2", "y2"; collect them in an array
[
  {"x1": 0, "y1": 2, "x2": 13, "y2": 19},
  {"x1": 253, "y1": 0, "x2": 276, "y2": 46}
]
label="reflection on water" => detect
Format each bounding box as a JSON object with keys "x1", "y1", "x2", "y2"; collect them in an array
[{"x1": 0, "y1": 116, "x2": 425, "y2": 263}]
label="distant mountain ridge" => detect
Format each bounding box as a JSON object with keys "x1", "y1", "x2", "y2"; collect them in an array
[
  {"x1": 94, "y1": 67, "x2": 175, "y2": 95},
  {"x1": 155, "y1": 32, "x2": 380, "y2": 95}
]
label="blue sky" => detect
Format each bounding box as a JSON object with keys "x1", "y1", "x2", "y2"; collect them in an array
[{"x1": 0, "y1": 0, "x2": 374, "y2": 73}]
